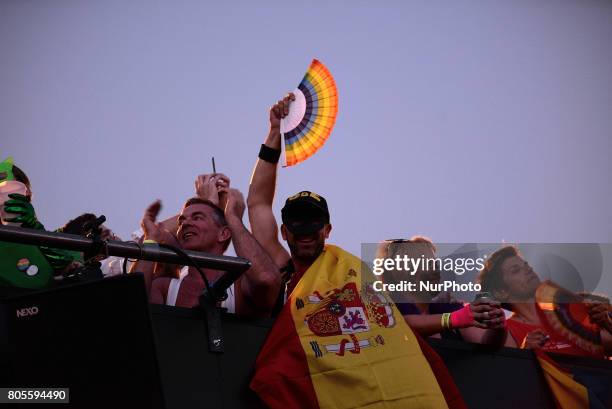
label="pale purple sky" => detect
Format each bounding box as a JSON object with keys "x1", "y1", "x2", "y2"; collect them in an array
[{"x1": 2, "y1": 1, "x2": 611, "y2": 271}]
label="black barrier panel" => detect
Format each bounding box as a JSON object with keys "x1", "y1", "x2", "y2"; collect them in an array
[
  {"x1": 151, "y1": 305, "x2": 270, "y2": 409},
  {"x1": 427, "y1": 338, "x2": 555, "y2": 409},
  {"x1": 151, "y1": 305, "x2": 612, "y2": 409},
  {"x1": 0, "y1": 275, "x2": 165, "y2": 409}
]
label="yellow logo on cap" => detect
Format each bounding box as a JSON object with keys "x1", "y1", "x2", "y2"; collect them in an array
[{"x1": 289, "y1": 191, "x2": 322, "y2": 202}]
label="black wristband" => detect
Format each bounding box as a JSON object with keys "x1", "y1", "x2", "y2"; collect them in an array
[{"x1": 258, "y1": 144, "x2": 281, "y2": 164}]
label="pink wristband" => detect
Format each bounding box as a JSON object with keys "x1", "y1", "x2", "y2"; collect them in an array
[{"x1": 450, "y1": 304, "x2": 474, "y2": 329}]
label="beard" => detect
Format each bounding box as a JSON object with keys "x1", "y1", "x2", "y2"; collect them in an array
[{"x1": 288, "y1": 237, "x2": 325, "y2": 264}]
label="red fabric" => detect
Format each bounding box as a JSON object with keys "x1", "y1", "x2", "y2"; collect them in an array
[
  {"x1": 285, "y1": 270, "x2": 305, "y2": 297},
  {"x1": 506, "y1": 318, "x2": 602, "y2": 358},
  {"x1": 250, "y1": 297, "x2": 319, "y2": 409},
  {"x1": 414, "y1": 332, "x2": 468, "y2": 409}
]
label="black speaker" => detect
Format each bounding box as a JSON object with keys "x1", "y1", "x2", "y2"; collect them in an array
[{"x1": 0, "y1": 274, "x2": 165, "y2": 409}]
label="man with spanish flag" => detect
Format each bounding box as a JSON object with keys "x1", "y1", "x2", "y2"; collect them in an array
[{"x1": 246, "y1": 94, "x2": 465, "y2": 408}]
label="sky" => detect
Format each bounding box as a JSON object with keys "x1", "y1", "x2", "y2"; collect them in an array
[{"x1": 2, "y1": 1, "x2": 611, "y2": 291}]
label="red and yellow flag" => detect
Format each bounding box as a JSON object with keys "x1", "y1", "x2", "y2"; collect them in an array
[
  {"x1": 535, "y1": 350, "x2": 589, "y2": 409},
  {"x1": 251, "y1": 245, "x2": 465, "y2": 409},
  {"x1": 535, "y1": 350, "x2": 612, "y2": 409}
]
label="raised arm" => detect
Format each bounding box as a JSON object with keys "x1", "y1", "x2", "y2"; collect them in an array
[
  {"x1": 224, "y1": 188, "x2": 281, "y2": 314},
  {"x1": 247, "y1": 94, "x2": 294, "y2": 268},
  {"x1": 129, "y1": 200, "x2": 179, "y2": 296},
  {"x1": 144, "y1": 173, "x2": 230, "y2": 244}
]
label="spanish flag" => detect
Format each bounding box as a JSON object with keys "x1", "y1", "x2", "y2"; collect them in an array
[
  {"x1": 535, "y1": 350, "x2": 612, "y2": 409},
  {"x1": 251, "y1": 245, "x2": 466, "y2": 409}
]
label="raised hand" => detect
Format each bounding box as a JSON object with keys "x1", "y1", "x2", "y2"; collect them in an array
[
  {"x1": 586, "y1": 301, "x2": 612, "y2": 332},
  {"x1": 221, "y1": 188, "x2": 246, "y2": 222},
  {"x1": 269, "y1": 93, "x2": 295, "y2": 130},
  {"x1": 3, "y1": 193, "x2": 44, "y2": 229},
  {"x1": 195, "y1": 173, "x2": 230, "y2": 207},
  {"x1": 470, "y1": 300, "x2": 506, "y2": 329},
  {"x1": 521, "y1": 329, "x2": 549, "y2": 349},
  {"x1": 140, "y1": 200, "x2": 176, "y2": 245}
]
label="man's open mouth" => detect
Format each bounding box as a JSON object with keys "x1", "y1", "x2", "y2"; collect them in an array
[{"x1": 182, "y1": 231, "x2": 197, "y2": 240}]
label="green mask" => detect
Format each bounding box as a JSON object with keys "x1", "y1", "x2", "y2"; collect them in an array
[{"x1": 0, "y1": 156, "x2": 16, "y2": 183}]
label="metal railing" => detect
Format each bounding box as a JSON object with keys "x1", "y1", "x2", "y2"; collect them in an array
[{"x1": 0, "y1": 225, "x2": 251, "y2": 273}]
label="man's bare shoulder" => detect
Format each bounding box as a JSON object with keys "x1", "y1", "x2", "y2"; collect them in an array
[
  {"x1": 152, "y1": 276, "x2": 172, "y2": 289},
  {"x1": 152, "y1": 276, "x2": 172, "y2": 283},
  {"x1": 150, "y1": 276, "x2": 172, "y2": 304}
]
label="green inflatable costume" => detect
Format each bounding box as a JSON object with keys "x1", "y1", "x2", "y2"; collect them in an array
[{"x1": 0, "y1": 157, "x2": 78, "y2": 290}]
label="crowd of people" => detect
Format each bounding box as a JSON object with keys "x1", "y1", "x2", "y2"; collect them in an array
[{"x1": 1, "y1": 92, "x2": 611, "y2": 362}]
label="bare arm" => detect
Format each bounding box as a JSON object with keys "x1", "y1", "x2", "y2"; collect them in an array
[
  {"x1": 150, "y1": 277, "x2": 170, "y2": 305},
  {"x1": 130, "y1": 200, "x2": 179, "y2": 296},
  {"x1": 224, "y1": 189, "x2": 281, "y2": 315},
  {"x1": 403, "y1": 314, "x2": 449, "y2": 337},
  {"x1": 129, "y1": 259, "x2": 155, "y2": 296},
  {"x1": 405, "y1": 315, "x2": 506, "y2": 344},
  {"x1": 403, "y1": 302, "x2": 505, "y2": 339},
  {"x1": 246, "y1": 94, "x2": 294, "y2": 268}
]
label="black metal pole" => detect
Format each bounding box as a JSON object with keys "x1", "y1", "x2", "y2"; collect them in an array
[{"x1": 0, "y1": 225, "x2": 251, "y2": 273}]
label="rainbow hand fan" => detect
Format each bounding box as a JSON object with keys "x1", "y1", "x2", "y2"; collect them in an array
[
  {"x1": 535, "y1": 281, "x2": 603, "y2": 355},
  {"x1": 281, "y1": 59, "x2": 338, "y2": 167}
]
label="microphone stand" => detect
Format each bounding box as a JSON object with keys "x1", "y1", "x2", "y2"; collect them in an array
[
  {"x1": 67, "y1": 215, "x2": 107, "y2": 282},
  {"x1": 195, "y1": 269, "x2": 246, "y2": 353}
]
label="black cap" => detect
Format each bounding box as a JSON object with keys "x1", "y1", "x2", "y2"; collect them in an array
[{"x1": 281, "y1": 191, "x2": 330, "y2": 225}]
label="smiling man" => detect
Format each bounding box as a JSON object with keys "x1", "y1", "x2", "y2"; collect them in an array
[
  {"x1": 278, "y1": 191, "x2": 331, "y2": 292},
  {"x1": 134, "y1": 187, "x2": 280, "y2": 317},
  {"x1": 248, "y1": 95, "x2": 466, "y2": 409}
]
